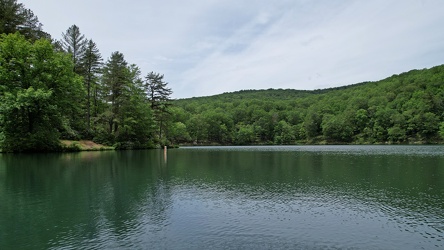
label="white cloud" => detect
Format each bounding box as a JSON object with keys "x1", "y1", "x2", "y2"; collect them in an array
[
  {"x1": 25, "y1": 0, "x2": 444, "y2": 98},
  {"x1": 175, "y1": 0, "x2": 444, "y2": 97}
]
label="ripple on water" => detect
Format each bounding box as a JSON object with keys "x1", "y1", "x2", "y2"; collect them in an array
[
  {"x1": 180, "y1": 145, "x2": 444, "y2": 157},
  {"x1": 155, "y1": 179, "x2": 444, "y2": 249}
]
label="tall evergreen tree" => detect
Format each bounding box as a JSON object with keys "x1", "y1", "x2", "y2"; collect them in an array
[
  {"x1": 144, "y1": 72, "x2": 173, "y2": 140},
  {"x1": 96, "y1": 53, "x2": 155, "y2": 148},
  {"x1": 0, "y1": 0, "x2": 49, "y2": 40},
  {"x1": 144, "y1": 72, "x2": 173, "y2": 109},
  {"x1": 61, "y1": 24, "x2": 86, "y2": 74},
  {"x1": 101, "y1": 51, "x2": 130, "y2": 134},
  {"x1": 0, "y1": 0, "x2": 23, "y2": 34},
  {"x1": 116, "y1": 65, "x2": 155, "y2": 148},
  {"x1": 18, "y1": 8, "x2": 49, "y2": 40},
  {"x1": 80, "y1": 39, "x2": 102, "y2": 132}
]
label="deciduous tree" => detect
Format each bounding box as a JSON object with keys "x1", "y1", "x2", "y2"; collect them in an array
[{"x1": 0, "y1": 33, "x2": 83, "y2": 152}]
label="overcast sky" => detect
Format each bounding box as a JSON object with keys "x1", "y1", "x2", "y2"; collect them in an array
[{"x1": 26, "y1": 0, "x2": 444, "y2": 99}]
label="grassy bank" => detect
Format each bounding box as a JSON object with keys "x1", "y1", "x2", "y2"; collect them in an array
[{"x1": 61, "y1": 140, "x2": 115, "y2": 151}]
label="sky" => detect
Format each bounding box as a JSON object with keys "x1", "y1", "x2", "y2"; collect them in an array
[{"x1": 26, "y1": 0, "x2": 444, "y2": 99}]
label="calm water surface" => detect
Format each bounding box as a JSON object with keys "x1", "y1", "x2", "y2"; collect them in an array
[{"x1": 0, "y1": 145, "x2": 443, "y2": 249}]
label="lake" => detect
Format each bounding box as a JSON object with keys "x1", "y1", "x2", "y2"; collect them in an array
[{"x1": 0, "y1": 145, "x2": 443, "y2": 249}]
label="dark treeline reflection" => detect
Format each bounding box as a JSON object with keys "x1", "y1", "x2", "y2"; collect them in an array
[
  {"x1": 0, "y1": 151, "x2": 172, "y2": 249},
  {"x1": 0, "y1": 146, "x2": 443, "y2": 249}
]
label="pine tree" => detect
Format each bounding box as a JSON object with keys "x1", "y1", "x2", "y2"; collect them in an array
[
  {"x1": 101, "y1": 51, "x2": 130, "y2": 134},
  {"x1": 19, "y1": 8, "x2": 49, "y2": 40},
  {"x1": 80, "y1": 39, "x2": 102, "y2": 132},
  {"x1": 61, "y1": 24, "x2": 86, "y2": 74},
  {"x1": 97, "y1": 53, "x2": 156, "y2": 148},
  {"x1": 144, "y1": 72, "x2": 173, "y2": 109},
  {"x1": 0, "y1": 0, "x2": 49, "y2": 40},
  {"x1": 144, "y1": 72, "x2": 173, "y2": 140},
  {"x1": 116, "y1": 65, "x2": 155, "y2": 148}
]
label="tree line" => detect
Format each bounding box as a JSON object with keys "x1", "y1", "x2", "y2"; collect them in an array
[
  {"x1": 0, "y1": 0, "x2": 172, "y2": 152},
  {"x1": 2, "y1": 0, "x2": 444, "y2": 152},
  {"x1": 170, "y1": 67, "x2": 444, "y2": 145}
]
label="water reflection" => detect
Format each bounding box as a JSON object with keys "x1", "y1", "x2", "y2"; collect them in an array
[{"x1": 0, "y1": 146, "x2": 443, "y2": 249}]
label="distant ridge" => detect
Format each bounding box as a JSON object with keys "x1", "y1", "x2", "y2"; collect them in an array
[{"x1": 177, "y1": 65, "x2": 442, "y2": 101}]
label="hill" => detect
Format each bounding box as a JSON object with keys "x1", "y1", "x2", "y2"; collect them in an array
[{"x1": 169, "y1": 65, "x2": 444, "y2": 145}]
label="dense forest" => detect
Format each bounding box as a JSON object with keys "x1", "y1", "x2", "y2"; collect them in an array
[
  {"x1": 171, "y1": 67, "x2": 444, "y2": 145},
  {"x1": 1, "y1": 1, "x2": 444, "y2": 152},
  {"x1": 0, "y1": 0, "x2": 171, "y2": 152}
]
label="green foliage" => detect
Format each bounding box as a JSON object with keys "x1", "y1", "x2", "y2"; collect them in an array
[
  {"x1": 144, "y1": 71, "x2": 173, "y2": 141},
  {"x1": 95, "y1": 54, "x2": 156, "y2": 149},
  {"x1": 115, "y1": 73, "x2": 155, "y2": 149},
  {"x1": 2, "y1": 2, "x2": 444, "y2": 150},
  {"x1": 0, "y1": 0, "x2": 49, "y2": 40},
  {"x1": 169, "y1": 122, "x2": 191, "y2": 144},
  {"x1": 274, "y1": 121, "x2": 294, "y2": 144},
  {"x1": 62, "y1": 141, "x2": 82, "y2": 152},
  {"x1": 387, "y1": 126, "x2": 406, "y2": 143},
  {"x1": 321, "y1": 114, "x2": 353, "y2": 143},
  {"x1": 60, "y1": 24, "x2": 86, "y2": 73},
  {"x1": 80, "y1": 39, "x2": 102, "y2": 133},
  {"x1": 234, "y1": 124, "x2": 255, "y2": 145},
  {"x1": 439, "y1": 122, "x2": 444, "y2": 140},
  {"x1": 101, "y1": 51, "x2": 129, "y2": 134},
  {"x1": 186, "y1": 114, "x2": 208, "y2": 144},
  {"x1": 0, "y1": 5, "x2": 164, "y2": 152},
  {"x1": 172, "y1": 65, "x2": 444, "y2": 145},
  {"x1": 0, "y1": 33, "x2": 83, "y2": 152}
]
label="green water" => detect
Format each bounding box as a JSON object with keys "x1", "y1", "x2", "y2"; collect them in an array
[{"x1": 0, "y1": 146, "x2": 443, "y2": 249}]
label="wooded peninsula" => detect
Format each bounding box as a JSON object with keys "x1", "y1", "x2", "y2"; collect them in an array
[{"x1": 1, "y1": 0, "x2": 443, "y2": 152}]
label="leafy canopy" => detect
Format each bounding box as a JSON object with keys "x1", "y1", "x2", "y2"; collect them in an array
[{"x1": 0, "y1": 33, "x2": 83, "y2": 152}]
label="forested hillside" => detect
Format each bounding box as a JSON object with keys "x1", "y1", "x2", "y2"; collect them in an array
[{"x1": 170, "y1": 66, "x2": 444, "y2": 145}]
